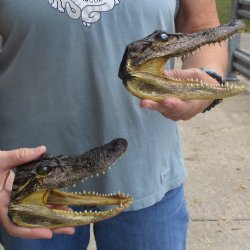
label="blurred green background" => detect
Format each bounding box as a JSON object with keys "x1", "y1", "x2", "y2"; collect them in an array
[{"x1": 216, "y1": 0, "x2": 250, "y2": 31}]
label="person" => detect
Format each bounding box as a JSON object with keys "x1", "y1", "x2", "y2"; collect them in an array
[{"x1": 0, "y1": 0, "x2": 227, "y2": 249}]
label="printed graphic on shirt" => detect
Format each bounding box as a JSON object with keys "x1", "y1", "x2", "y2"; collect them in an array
[{"x1": 48, "y1": 0, "x2": 120, "y2": 27}]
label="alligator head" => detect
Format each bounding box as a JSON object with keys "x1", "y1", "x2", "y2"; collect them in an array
[
  {"x1": 119, "y1": 20, "x2": 246, "y2": 101},
  {"x1": 8, "y1": 138, "x2": 132, "y2": 228}
]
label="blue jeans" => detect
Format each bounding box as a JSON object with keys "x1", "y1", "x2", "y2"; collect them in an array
[{"x1": 0, "y1": 185, "x2": 189, "y2": 250}]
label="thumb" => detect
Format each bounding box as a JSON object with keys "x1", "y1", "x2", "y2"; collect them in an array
[
  {"x1": 164, "y1": 68, "x2": 218, "y2": 85},
  {"x1": 0, "y1": 146, "x2": 46, "y2": 172},
  {"x1": 164, "y1": 68, "x2": 202, "y2": 80}
]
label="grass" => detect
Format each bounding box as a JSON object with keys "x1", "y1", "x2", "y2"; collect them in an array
[
  {"x1": 216, "y1": 0, "x2": 250, "y2": 31},
  {"x1": 216, "y1": 0, "x2": 232, "y2": 24}
]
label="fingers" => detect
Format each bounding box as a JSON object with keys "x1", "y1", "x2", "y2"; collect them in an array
[
  {"x1": 3, "y1": 221, "x2": 74, "y2": 239},
  {"x1": 141, "y1": 96, "x2": 211, "y2": 121},
  {"x1": 141, "y1": 97, "x2": 190, "y2": 121},
  {"x1": 164, "y1": 68, "x2": 218, "y2": 85},
  {"x1": 52, "y1": 227, "x2": 75, "y2": 235},
  {"x1": 0, "y1": 170, "x2": 15, "y2": 193},
  {"x1": 158, "y1": 97, "x2": 192, "y2": 120},
  {"x1": 0, "y1": 206, "x2": 75, "y2": 239},
  {"x1": 5, "y1": 226, "x2": 53, "y2": 239},
  {"x1": 141, "y1": 96, "x2": 186, "y2": 113},
  {"x1": 140, "y1": 68, "x2": 217, "y2": 120},
  {"x1": 0, "y1": 146, "x2": 46, "y2": 173},
  {"x1": 0, "y1": 205, "x2": 53, "y2": 239}
]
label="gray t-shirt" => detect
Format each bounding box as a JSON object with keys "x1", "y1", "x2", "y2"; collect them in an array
[{"x1": 0, "y1": 0, "x2": 186, "y2": 210}]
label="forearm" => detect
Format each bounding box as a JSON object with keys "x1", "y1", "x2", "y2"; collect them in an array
[
  {"x1": 176, "y1": 0, "x2": 228, "y2": 77},
  {"x1": 181, "y1": 43, "x2": 228, "y2": 77}
]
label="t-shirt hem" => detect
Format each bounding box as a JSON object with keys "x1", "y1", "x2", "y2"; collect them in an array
[{"x1": 126, "y1": 174, "x2": 187, "y2": 211}]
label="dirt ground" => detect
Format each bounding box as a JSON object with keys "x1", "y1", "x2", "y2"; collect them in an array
[
  {"x1": 1, "y1": 35, "x2": 249, "y2": 250},
  {"x1": 181, "y1": 87, "x2": 250, "y2": 250}
]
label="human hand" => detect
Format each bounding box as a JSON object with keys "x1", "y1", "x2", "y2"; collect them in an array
[
  {"x1": 0, "y1": 146, "x2": 75, "y2": 239},
  {"x1": 140, "y1": 68, "x2": 219, "y2": 121}
]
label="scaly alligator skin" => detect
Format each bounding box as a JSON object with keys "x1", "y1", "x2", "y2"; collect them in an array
[
  {"x1": 8, "y1": 138, "x2": 132, "y2": 228},
  {"x1": 119, "y1": 20, "x2": 246, "y2": 101}
]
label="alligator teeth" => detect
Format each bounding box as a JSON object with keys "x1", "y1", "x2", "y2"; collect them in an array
[{"x1": 62, "y1": 191, "x2": 132, "y2": 197}]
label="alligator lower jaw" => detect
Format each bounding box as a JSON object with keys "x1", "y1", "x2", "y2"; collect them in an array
[
  {"x1": 9, "y1": 189, "x2": 132, "y2": 228},
  {"x1": 125, "y1": 50, "x2": 245, "y2": 101},
  {"x1": 126, "y1": 71, "x2": 245, "y2": 101}
]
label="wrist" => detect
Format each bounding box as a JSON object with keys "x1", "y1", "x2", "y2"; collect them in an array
[
  {"x1": 200, "y1": 68, "x2": 224, "y2": 113},
  {"x1": 200, "y1": 67, "x2": 225, "y2": 85}
]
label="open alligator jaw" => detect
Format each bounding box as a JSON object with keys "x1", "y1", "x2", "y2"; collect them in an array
[
  {"x1": 119, "y1": 20, "x2": 246, "y2": 101},
  {"x1": 8, "y1": 138, "x2": 132, "y2": 228}
]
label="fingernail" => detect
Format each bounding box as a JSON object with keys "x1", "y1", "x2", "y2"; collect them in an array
[
  {"x1": 33, "y1": 146, "x2": 46, "y2": 154},
  {"x1": 143, "y1": 104, "x2": 153, "y2": 109}
]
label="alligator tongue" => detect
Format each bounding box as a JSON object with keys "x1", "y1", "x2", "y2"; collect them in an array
[{"x1": 46, "y1": 189, "x2": 130, "y2": 206}]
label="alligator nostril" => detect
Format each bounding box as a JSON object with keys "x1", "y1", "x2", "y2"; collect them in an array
[{"x1": 109, "y1": 138, "x2": 128, "y2": 153}]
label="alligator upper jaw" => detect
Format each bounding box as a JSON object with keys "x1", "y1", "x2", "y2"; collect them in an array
[
  {"x1": 119, "y1": 20, "x2": 246, "y2": 101},
  {"x1": 9, "y1": 189, "x2": 132, "y2": 228},
  {"x1": 128, "y1": 20, "x2": 246, "y2": 66}
]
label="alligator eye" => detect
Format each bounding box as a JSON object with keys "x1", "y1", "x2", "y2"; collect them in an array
[
  {"x1": 36, "y1": 164, "x2": 52, "y2": 176},
  {"x1": 157, "y1": 33, "x2": 169, "y2": 41}
]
